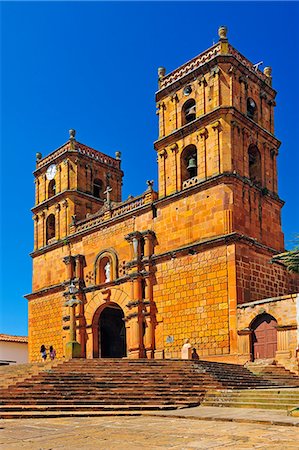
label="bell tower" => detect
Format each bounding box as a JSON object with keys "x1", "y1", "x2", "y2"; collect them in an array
[
  {"x1": 32, "y1": 130, "x2": 123, "y2": 251},
  {"x1": 155, "y1": 26, "x2": 284, "y2": 251}
]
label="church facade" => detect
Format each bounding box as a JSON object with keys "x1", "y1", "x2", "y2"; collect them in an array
[{"x1": 26, "y1": 27, "x2": 299, "y2": 369}]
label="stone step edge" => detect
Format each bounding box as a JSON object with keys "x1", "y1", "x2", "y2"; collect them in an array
[
  {"x1": 0, "y1": 410, "x2": 298, "y2": 428},
  {"x1": 201, "y1": 401, "x2": 298, "y2": 408},
  {"x1": 0, "y1": 403, "x2": 192, "y2": 410}
]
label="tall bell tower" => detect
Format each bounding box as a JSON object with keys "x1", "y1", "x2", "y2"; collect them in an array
[
  {"x1": 32, "y1": 130, "x2": 124, "y2": 251},
  {"x1": 155, "y1": 26, "x2": 284, "y2": 252}
]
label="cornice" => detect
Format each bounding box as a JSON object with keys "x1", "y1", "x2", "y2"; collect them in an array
[
  {"x1": 156, "y1": 53, "x2": 276, "y2": 102},
  {"x1": 24, "y1": 282, "x2": 66, "y2": 301},
  {"x1": 33, "y1": 141, "x2": 122, "y2": 176},
  {"x1": 151, "y1": 232, "x2": 281, "y2": 266},
  {"x1": 153, "y1": 172, "x2": 284, "y2": 211},
  {"x1": 154, "y1": 106, "x2": 280, "y2": 151},
  {"x1": 31, "y1": 189, "x2": 104, "y2": 213}
]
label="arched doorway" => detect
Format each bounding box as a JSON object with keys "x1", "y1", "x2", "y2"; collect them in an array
[
  {"x1": 99, "y1": 305, "x2": 126, "y2": 358},
  {"x1": 251, "y1": 313, "x2": 277, "y2": 360}
]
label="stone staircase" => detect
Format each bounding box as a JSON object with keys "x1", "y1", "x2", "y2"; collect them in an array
[
  {"x1": 0, "y1": 359, "x2": 298, "y2": 418},
  {"x1": 201, "y1": 388, "x2": 299, "y2": 410},
  {"x1": 0, "y1": 361, "x2": 57, "y2": 390},
  {"x1": 245, "y1": 362, "x2": 299, "y2": 387}
]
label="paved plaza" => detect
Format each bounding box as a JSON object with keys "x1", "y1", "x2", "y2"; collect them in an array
[{"x1": 0, "y1": 407, "x2": 298, "y2": 449}]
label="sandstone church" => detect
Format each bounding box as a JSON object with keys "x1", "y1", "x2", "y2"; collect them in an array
[{"x1": 26, "y1": 26, "x2": 299, "y2": 371}]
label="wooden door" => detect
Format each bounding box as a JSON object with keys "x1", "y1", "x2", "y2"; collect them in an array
[{"x1": 252, "y1": 314, "x2": 277, "y2": 360}]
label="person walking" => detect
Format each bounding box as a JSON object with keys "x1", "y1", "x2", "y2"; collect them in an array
[
  {"x1": 49, "y1": 345, "x2": 56, "y2": 360},
  {"x1": 40, "y1": 344, "x2": 47, "y2": 362}
]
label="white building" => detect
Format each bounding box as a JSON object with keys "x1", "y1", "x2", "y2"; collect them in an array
[{"x1": 0, "y1": 334, "x2": 28, "y2": 364}]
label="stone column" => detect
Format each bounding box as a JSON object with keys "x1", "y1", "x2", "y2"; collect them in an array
[
  {"x1": 199, "y1": 128, "x2": 208, "y2": 180},
  {"x1": 62, "y1": 200, "x2": 68, "y2": 237},
  {"x1": 55, "y1": 204, "x2": 61, "y2": 240},
  {"x1": 43, "y1": 174, "x2": 47, "y2": 202},
  {"x1": 212, "y1": 120, "x2": 221, "y2": 174},
  {"x1": 33, "y1": 215, "x2": 39, "y2": 250},
  {"x1": 63, "y1": 255, "x2": 75, "y2": 280},
  {"x1": 57, "y1": 164, "x2": 62, "y2": 193},
  {"x1": 158, "y1": 149, "x2": 167, "y2": 198},
  {"x1": 170, "y1": 144, "x2": 179, "y2": 192},
  {"x1": 143, "y1": 280, "x2": 154, "y2": 359},
  {"x1": 34, "y1": 178, "x2": 40, "y2": 205},
  {"x1": 41, "y1": 211, "x2": 46, "y2": 247}
]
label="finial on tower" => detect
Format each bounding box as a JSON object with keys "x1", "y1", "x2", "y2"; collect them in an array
[
  {"x1": 36, "y1": 152, "x2": 42, "y2": 162},
  {"x1": 69, "y1": 129, "x2": 76, "y2": 140},
  {"x1": 158, "y1": 67, "x2": 166, "y2": 80},
  {"x1": 263, "y1": 67, "x2": 272, "y2": 86},
  {"x1": 218, "y1": 25, "x2": 228, "y2": 40},
  {"x1": 158, "y1": 67, "x2": 166, "y2": 88},
  {"x1": 115, "y1": 151, "x2": 121, "y2": 160},
  {"x1": 263, "y1": 67, "x2": 272, "y2": 77}
]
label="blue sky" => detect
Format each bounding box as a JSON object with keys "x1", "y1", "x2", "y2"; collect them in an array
[{"x1": 1, "y1": 1, "x2": 298, "y2": 336}]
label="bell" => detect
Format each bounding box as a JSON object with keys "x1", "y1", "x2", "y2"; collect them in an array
[{"x1": 187, "y1": 156, "x2": 197, "y2": 171}]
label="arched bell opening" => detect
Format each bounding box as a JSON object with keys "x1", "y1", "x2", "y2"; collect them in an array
[
  {"x1": 182, "y1": 99, "x2": 196, "y2": 125},
  {"x1": 250, "y1": 313, "x2": 277, "y2": 360},
  {"x1": 93, "y1": 178, "x2": 103, "y2": 199},
  {"x1": 48, "y1": 179, "x2": 56, "y2": 198},
  {"x1": 92, "y1": 303, "x2": 126, "y2": 358},
  {"x1": 181, "y1": 144, "x2": 198, "y2": 184},
  {"x1": 247, "y1": 97, "x2": 258, "y2": 122},
  {"x1": 46, "y1": 214, "x2": 55, "y2": 244}
]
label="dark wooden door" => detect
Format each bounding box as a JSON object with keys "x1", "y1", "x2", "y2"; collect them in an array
[
  {"x1": 99, "y1": 306, "x2": 126, "y2": 358},
  {"x1": 252, "y1": 315, "x2": 277, "y2": 359}
]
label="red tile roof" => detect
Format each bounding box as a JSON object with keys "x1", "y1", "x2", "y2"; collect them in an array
[{"x1": 0, "y1": 334, "x2": 28, "y2": 343}]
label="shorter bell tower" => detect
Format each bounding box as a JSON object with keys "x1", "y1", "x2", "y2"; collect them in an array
[{"x1": 32, "y1": 130, "x2": 123, "y2": 251}]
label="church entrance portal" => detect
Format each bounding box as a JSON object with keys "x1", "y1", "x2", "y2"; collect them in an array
[
  {"x1": 99, "y1": 305, "x2": 126, "y2": 358},
  {"x1": 251, "y1": 314, "x2": 277, "y2": 360}
]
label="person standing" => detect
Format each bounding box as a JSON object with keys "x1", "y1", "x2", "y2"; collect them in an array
[
  {"x1": 40, "y1": 344, "x2": 47, "y2": 362},
  {"x1": 49, "y1": 345, "x2": 56, "y2": 360},
  {"x1": 191, "y1": 348, "x2": 200, "y2": 360}
]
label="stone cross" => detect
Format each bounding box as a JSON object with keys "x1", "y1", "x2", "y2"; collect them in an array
[{"x1": 104, "y1": 185, "x2": 112, "y2": 206}]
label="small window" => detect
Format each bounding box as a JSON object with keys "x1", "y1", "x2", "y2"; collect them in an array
[
  {"x1": 181, "y1": 145, "x2": 197, "y2": 183},
  {"x1": 48, "y1": 180, "x2": 56, "y2": 198},
  {"x1": 182, "y1": 99, "x2": 196, "y2": 125},
  {"x1": 247, "y1": 98, "x2": 257, "y2": 121},
  {"x1": 46, "y1": 214, "x2": 55, "y2": 244},
  {"x1": 248, "y1": 145, "x2": 262, "y2": 185},
  {"x1": 93, "y1": 179, "x2": 103, "y2": 199}
]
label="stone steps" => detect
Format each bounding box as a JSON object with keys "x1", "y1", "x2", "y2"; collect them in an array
[
  {"x1": 202, "y1": 388, "x2": 299, "y2": 410},
  {"x1": 0, "y1": 362, "x2": 58, "y2": 389},
  {"x1": 246, "y1": 363, "x2": 299, "y2": 387},
  {"x1": 1, "y1": 359, "x2": 298, "y2": 418}
]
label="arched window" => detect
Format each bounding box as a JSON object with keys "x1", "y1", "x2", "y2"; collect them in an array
[
  {"x1": 181, "y1": 145, "x2": 197, "y2": 184},
  {"x1": 46, "y1": 214, "x2": 55, "y2": 244},
  {"x1": 94, "y1": 249, "x2": 118, "y2": 284},
  {"x1": 247, "y1": 98, "x2": 257, "y2": 121},
  {"x1": 48, "y1": 180, "x2": 56, "y2": 198},
  {"x1": 182, "y1": 99, "x2": 196, "y2": 125},
  {"x1": 248, "y1": 145, "x2": 262, "y2": 185},
  {"x1": 93, "y1": 179, "x2": 103, "y2": 199}
]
